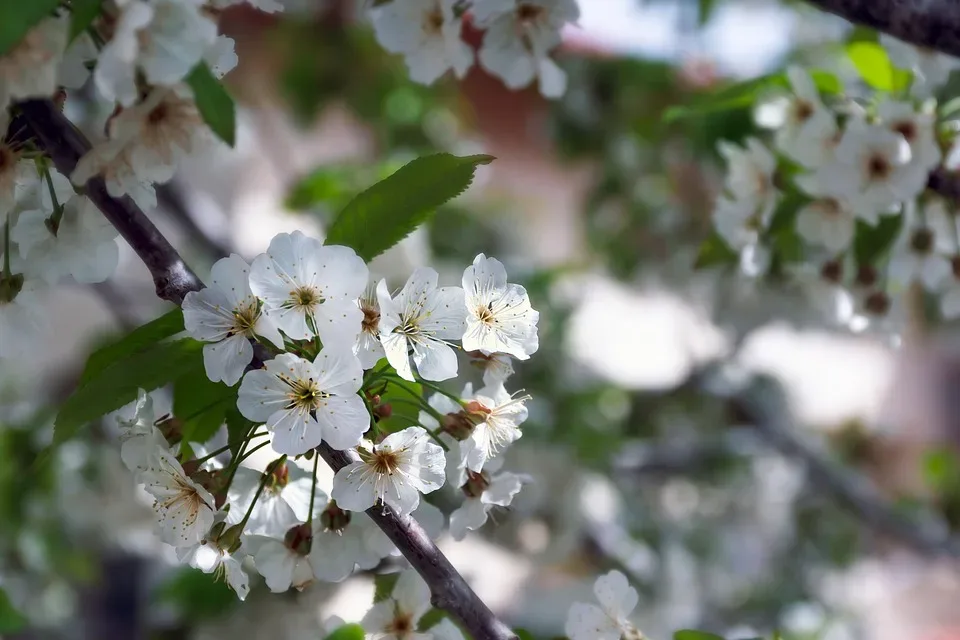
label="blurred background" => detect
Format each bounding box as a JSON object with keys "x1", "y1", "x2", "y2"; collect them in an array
[{"x1": 6, "y1": 1, "x2": 960, "y2": 639}]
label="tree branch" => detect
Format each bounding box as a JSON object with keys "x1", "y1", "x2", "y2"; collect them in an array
[
  {"x1": 18, "y1": 98, "x2": 516, "y2": 640},
  {"x1": 16, "y1": 100, "x2": 201, "y2": 305},
  {"x1": 804, "y1": 0, "x2": 960, "y2": 59},
  {"x1": 696, "y1": 369, "x2": 960, "y2": 557}
]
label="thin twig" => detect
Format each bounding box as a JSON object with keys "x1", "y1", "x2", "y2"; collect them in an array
[
  {"x1": 17, "y1": 98, "x2": 517, "y2": 640},
  {"x1": 696, "y1": 368, "x2": 960, "y2": 557}
]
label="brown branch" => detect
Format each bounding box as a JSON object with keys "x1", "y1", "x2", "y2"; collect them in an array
[
  {"x1": 16, "y1": 100, "x2": 202, "y2": 305},
  {"x1": 18, "y1": 98, "x2": 517, "y2": 640},
  {"x1": 804, "y1": 0, "x2": 960, "y2": 58}
]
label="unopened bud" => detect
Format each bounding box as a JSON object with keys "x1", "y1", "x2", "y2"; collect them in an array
[
  {"x1": 442, "y1": 411, "x2": 476, "y2": 441},
  {"x1": 284, "y1": 523, "x2": 313, "y2": 556},
  {"x1": 267, "y1": 461, "x2": 289, "y2": 488},
  {"x1": 864, "y1": 291, "x2": 890, "y2": 316},
  {"x1": 320, "y1": 500, "x2": 351, "y2": 533},
  {"x1": 376, "y1": 403, "x2": 393, "y2": 420},
  {"x1": 155, "y1": 415, "x2": 183, "y2": 445},
  {"x1": 462, "y1": 471, "x2": 489, "y2": 498},
  {"x1": 218, "y1": 524, "x2": 244, "y2": 554}
]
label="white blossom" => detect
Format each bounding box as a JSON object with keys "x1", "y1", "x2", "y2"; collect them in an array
[
  {"x1": 361, "y1": 570, "x2": 432, "y2": 640},
  {"x1": 225, "y1": 462, "x2": 322, "y2": 537},
  {"x1": 806, "y1": 118, "x2": 924, "y2": 217},
  {"x1": 565, "y1": 570, "x2": 642, "y2": 640},
  {"x1": 355, "y1": 279, "x2": 386, "y2": 369},
  {"x1": 139, "y1": 448, "x2": 216, "y2": 546},
  {"x1": 427, "y1": 619, "x2": 466, "y2": 640},
  {"x1": 12, "y1": 196, "x2": 120, "y2": 284},
  {"x1": 461, "y1": 383, "x2": 528, "y2": 473},
  {"x1": 249, "y1": 231, "x2": 368, "y2": 343},
  {"x1": 183, "y1": 254, "x2": 283, "y2": 386},
  {"x1": 712, "y1": 195, "x2": 765, "y2": 252},
  {"x1": 474, "y1": 0, "x2": 580, "y2": 98},
  {"x1": 116, "y1": 389, "x2": 168, "y2": 474},
  {"x1": 94, "y1": 0, "x2": 217, "y2": 106},
  {"x1": 449, "y1": 462, "x2": 526, "y2": 540},
  {"x1": 58, "y1": 33, "x2": 97, "y2": 90},
  {"x1": 204, "y1": 35, "x2": 239, "y2": 79},
  {"x1": 237, "y1": 349, "x2": 368, "y2": 455},
  {"x1": 250, "y1": 529, "x2": 321, "y2": 592},
  {"x1": 468, "y1": 351, "x2": 514, "y2": 385},
  {"x1": 210, "y1": 0, "x2": 285, "y2": 12},
  {"x1": 177, "y1": 528, "x2": 250, "y2": 601},
  {"x1": 888, "y1": 207, "x2": 952, "y2": 290},
  {"x1": 774, "y1": 66, "x2": 840, "y2": 168},
  {"x1": 0, "y1": 146, "x2": 40, "y2": 220},
  {"x1": 0, "y1": 279, "x2": 45, "y2": 360},
  {"x1": 881, "y1": 34, "x2": 960, "y2": 98},
  {"x1": 462, "y1": 253, "x2": 539, "y2": 359},
  {"x1": 370, "y1": 0, "x2": 473, "y2": 85},
  {"x1": 71, "y1": 139, "x2": 158, "y2": 211},
  {"x1": 877, "y1": 99, "x2": 941, "y2": 172},
  {"x1": 377, "y1": 267, "x2": 466, "y2": 382},
  {"x1": 717, "y1": 137, "x2": 778, "y2": 222},
  {"x1": 331, "y1": 426, "x2": 446, "y2": 515},
  {"x1": 0, "y1": 17, "x2": 67, "y2": 108}
]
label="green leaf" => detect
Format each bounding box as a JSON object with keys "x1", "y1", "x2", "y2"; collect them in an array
[
  {"x1": 853, "y1": 213, "x2": 903, "y2": 265},
  {"x1": 286, "y1": 166, "x2": 355, "y2": 211},
  {"x1": 694, "y1": 231, "x2": 738, "y2": 269},
  {"x1": 55, "y1": 339, "x2": 203, "y2": 445},
  {"x1": 847, "y1": 41, "x2": 911, "y2": 92},
  {"x1": 186, "y1": 63, "x2": 236, "y2": 147},
  {"x1": 674, "y1": 631, "x2": 726, "y2": 640},
  {"x1": 373, "y1": 572, "x2": 400, "y2": 603},
  {"x1": 225, "y1": 407, "x2": 256, "y2": 460},
  {"x1": 922, "y1": 447, "x2": 960, "y2": 492},
  {"x1": 0, "y1": 588, "x2": 27, "y2": 633},
  {"x1": 416, "y1": 608, "x2": 448, "y2": 631},
  {"x1": 324, "y1": 153, "x2": 495, "y2": 262},
  {"x1": 324, "y1": 623, "x2": 366, "y2": 640},
  {"x1": 697, "y1": 0, "x2": 715, "y2": 25},
  {"x1": 68, "y1": 0, "x2": 102, "y2": 43},
  {"x1": 513, "y1": 629, "x2": 536, "y2": 640},
  {"x1": 0, "y1": 0, "x2": 59, "y2": 56},
  {"x1": 80, "y1": 309, "x2": 184, "y2": 385},
  {"x1": 663, "y1": 68, "x2": 842, "y2": 123},
  {"x1": 173, "y1": 368, "x2": 236, "y2": 447}
]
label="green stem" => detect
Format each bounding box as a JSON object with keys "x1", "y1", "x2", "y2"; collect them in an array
[
  {"x1": 238, "y1": 439, "x2": 271, "y2": 464},
  {"x1": 42, "y1": 166, "x2": 64, "y2": 235},
  {"x1": 307, "y1": 453, "x2": 319, "y2": 526},
  {"x1": 238, "y1": 455, "x2": 286, "y2": 531},
  {"x1": 414, "y1": 377, "x2": 466, "y2": 407},
  {"x1": 192, "y1": 431, "x2": 268, "y2": 465},
  {"x1": 362, "y1": 360, "x2": 394, "y2": 389}
]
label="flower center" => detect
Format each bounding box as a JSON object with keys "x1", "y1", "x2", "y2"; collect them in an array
[
  {"x1": 517, "y1": 3, "x2": 544, "y2": 23},
  {"x1": 893, "y1": 120, "x2": 917, "y2": 143},
  {"x1": 371, "y1": 449, "x2": 402, "y2": 475},
  {"x1": 476, "y1": 304, "x2": 496, "y2": 325},
  {"x1": 866, "y1": 153, "x2": 891, "y2": 181},
  {"x1": 855, "y1": 264, "x2": 877, "y2": 288},
  {"x1": 424, "y1": 7, "x2": 444, "y2": 33},
  {"x1": 289, "y1": 286, "x2": 322, "y2": 311},
  {"x1": 462, "y1": 470, "x2": 490, "y2": 498},
  {"x1": 387, "y1": 611, "x2": 415, "y2": 636},
  {"x1": 820, "y1": 259, "x2": 843, "y2": 284},
  {"x1": 230, "y1": 300, "x2": 260, "y2": 337},
  {"x1": 148, "y1": 102, "x2": 169, "y2": 125},
  {"x1": 793, "y1": 99, "x2": 814, "y2": 123},
  {"x1": 911, "y1": 228, "x2": 934, "y2": 254},
  {"x1": 362, "y1": 304, "x2": 381, "y2": 335},
  {"x1": 284, "y1": 377, "x2": 327, "y2": 412}
]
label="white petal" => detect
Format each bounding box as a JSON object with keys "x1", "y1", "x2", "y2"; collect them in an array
[
  {"x1": 411, "y1": 339, "x2": 458, "y2": 381},
  {"x1": 315, "y1": 394, "x2": 369, "y2": 450},
  {"x1": 593, "y1": 570, "x2": 639, "y2": 619},
  {"x1": 331, "y1": 462, "x2": 378, "y2": 512},
  {"x1": 565, "y1": 602, "x2": 621, "y2": 640}
]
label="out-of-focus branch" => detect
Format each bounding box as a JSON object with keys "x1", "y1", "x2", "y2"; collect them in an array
[
  {"x1": 19, "y1": 97, "x2": 517, "y2": 640},
  {"x1": 155, "y1": 183, "x2": 233, "y2": 260},
  {"x1": 695, "y1": 368, "x2": 960, "y2": 557},
  {"x1": 804, "y1": 0, "x2": 960, "y2": 58},
  {"x1": 17, "y1": 100, "x2": 201, "y2": 306}
]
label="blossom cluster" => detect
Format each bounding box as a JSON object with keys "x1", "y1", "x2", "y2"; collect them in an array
[
  {"x1": 115, "y1": 230, "x2": 539, "y2": 618},
  {"x1": 710, "y1": 35, "x2": 960, "y2": 331},
  {"x1": 368, "y1": 0, "x2": 581, "y2": 98}
]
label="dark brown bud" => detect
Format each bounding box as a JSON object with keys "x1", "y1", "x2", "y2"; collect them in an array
[
  {"x1": 284, "y1": 523, "x2": 313, "y2": 556},
  {"x1": 320, "y1": 500, "x2": 351, "y2": 533},
  {"x1": 462, "y1": 471, "x2": 490, "y2": 499}
]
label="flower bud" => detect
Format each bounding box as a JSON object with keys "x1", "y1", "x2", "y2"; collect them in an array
[
  {"x1": 442, "y1": 411, "x2": 476, "y2": 440},
  {"x1": 320, "y1": 500, "x2": 351, "y2": 533},
  {"x1": 462, "y1": 470, "x2": 489, "y2": 498},
  {"x1": 217, "y1": 524, "x2": 244, "y2": 555},
  {"x1": 284, "y1": 523, "x2": 313, "y2": 556}
]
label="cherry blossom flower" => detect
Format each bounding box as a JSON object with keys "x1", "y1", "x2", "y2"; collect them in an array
[
  {"x1": 237, "y1": 349, "x2": 368, "y2": 455},
  {"x1": 361, "y1": 570, "x2": 433, "y2": 640},
  {"x1": 116, "y1": 389, "x2": 168, "y2": 474},
  {"x1": 774, "y1": 66, "x2": 839, "y2": 168},
  {"x1": 225, "y1": 461, "x2": 323, "y2": 537},
  {"x1": 331, "y1": 426, "x2": 446, "y2": 515},
  {"x1": 139, "y1": 448, "x2": 216, "y2": 546},
  {"x1": 176, "y1": 523, "x2": 250, "y2": 600},
  {"x1": 877, "y1": 99, "x2": 941, "y2": 172},
  {"x1": 565, "y1": 570, "x2": 643, "y2": 640},
  {"x1": 249, "y1": 231, "x2": 368, "y2": 343},
  {"x1": 0, "y1": 16, "x2": 67, "y2": 108},
  {"x1": 13, "y1": 195, "x2": 120, "y2": 284},
  {"x1": 355, "y1": 279, "x2": 386, "y2": 369},
  {"x1": 249, "y1": 525, "x2": 321, "y2": 592},
  {"x1": 449, "y1": 458, "x2": 526, "y2": 540},
  {"x1": 377, "y1": 267, "x2": 466, "y2": 382},
  {"x1": 461, "y1": 254, "x2": 539, "y2": 360},
  {"x1": 717, "y1": 137, "x2": 778, "y2": 221},
  {"x1": 469, "y1": 350, "x2": 515, "y2": 385},
  {"x1": 461, "y1": 383, "x2": 529, "y2": 472},
  {"x1": 94, "y1": 0, "x2": 217, "y2": 106},
  {"x1": 370, "y1": 0, "x2": 473, "y2": 85},
  {"x1": 888, "y1": 207, "x2": 952, "y2": 290},
  {"x1": 183, "y1": 254, "x2": 283, "y2": 386},
  {"x1": 71, "y1": 139, "x2": 158, "y2": 211},
  {"x1": 474, "y1": 0, "x2": 580, "y2": 98}
]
